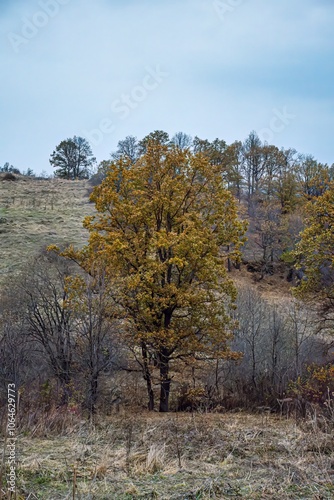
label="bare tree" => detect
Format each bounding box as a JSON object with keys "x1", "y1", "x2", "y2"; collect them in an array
[
  {"x1": 284, "y1": 300, "x2": 318, "y2": 378},
  {"x1": 111, "y1": 136, "x2": 139, "y2": 163},
  {"x1": 67, "y1": 270, "x2": 120, "y2": 416},
  {"x1": 0, "y1": 291, "x2": 43, "y2": 393},
  {"x1": 266, "y1": 304, "x2": 288, "y2": 393},
  {"x1": 235, "y1": 287, "x2": 267, "y2": 393},
  {"x1": 241, "y1": 131, "x2": 264, "y2": 205},
  {"x1": 170, "y1": 132, "x2": 193, "y2": 150},
  {"x1": 19, "y1": 252, "x2": 76, "y2": 404}
]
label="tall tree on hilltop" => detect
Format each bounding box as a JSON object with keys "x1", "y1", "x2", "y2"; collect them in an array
[
  {"x1": 138, "y1": 130, "x2": 170, "y2": 155},
  {"x1": 111, "y1": 135, "x2": 139, "y2": 164},
  {"x1": 55, "y1": 140, "x2": 247, "y2": 412},
  {"x1": 242, "y1": 131, "x2": 264, "y2": 204},
  {"x1": 50, "y1": 136, "x2": 96, "y2": 180},
  {"x1": 219, "y1": 141, "x2": 244, "y2": 198},
  {"x1": 171, "y1": 132, "x2": 193, "y2": 150}
]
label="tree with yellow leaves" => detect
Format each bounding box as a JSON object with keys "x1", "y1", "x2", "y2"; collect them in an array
[
  {"x1": 56, "y1": 140, "x2": 247, "y2": 412},
  {"x1": 293, "y1": 183, "x2": 334, "y2": 328}
]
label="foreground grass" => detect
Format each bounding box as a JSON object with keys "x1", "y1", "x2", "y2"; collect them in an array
[{"x1": 2, "y1": 411, "x2": 334, "y2": 499}]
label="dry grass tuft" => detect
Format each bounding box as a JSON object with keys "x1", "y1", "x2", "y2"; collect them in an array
[{"x1": 145, "y1": 444, "x2": 166, "y2": 474}]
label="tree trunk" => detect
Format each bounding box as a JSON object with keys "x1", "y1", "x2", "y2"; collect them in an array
[
  {"x1": 159, "y1": 349, "x2": 171, "y2": 412},
  {"x1": 58, "y1": 373, "x2": 72, "y2": 405},
  {"x1": 251, "y1": 342, "x2": 257, "y2": 391},
  {"x1": 147, "y1": 378, "x2": 154, "y2": 411},
  {"x1": 89, "y1": 373, "x2": 99, "y2": 418},
  {"x1": 141, "y1": 342, "x2": 154, "y2": 411},
  {"x1": 227, "y1": 245, "x2": 231, "y2": 272}
]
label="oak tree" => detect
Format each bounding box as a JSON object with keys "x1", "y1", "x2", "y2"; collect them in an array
[
  {"x1": 58, "y1": 141, "x2": 247, "y2": 411},
  {"x1": 138, "y1": 130, "x2": 170, "y2": 155}
]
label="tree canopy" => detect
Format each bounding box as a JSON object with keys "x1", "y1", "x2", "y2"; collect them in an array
[
  {"x1": 293, "y1": 183, "x2": 334, "y2": 306},
  {"x1": 50, "y1": 136, "x2": 96, "y2": 180},
  {"x1": 57, "y1": 140, "x2": 247, "y2": 411}
]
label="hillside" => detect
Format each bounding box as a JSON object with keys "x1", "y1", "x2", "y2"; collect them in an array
[
  {"x1": 0, "y1": 174, "x2": 293, "y2": 299},
  {"x1": 1, "y1": 176, "x2": 333, "y2": 500},
  {"x1": 0, "y1": 175, "x2": 95, "y2": 285}
]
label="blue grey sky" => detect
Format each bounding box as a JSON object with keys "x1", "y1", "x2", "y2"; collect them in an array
[{"x1": 1, "y1": 0, "x2": 333, "y2": 174}]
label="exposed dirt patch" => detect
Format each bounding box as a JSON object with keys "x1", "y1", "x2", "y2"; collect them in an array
[{"x1": 230, "y1": 264, "x2": 292, "y2": 303}]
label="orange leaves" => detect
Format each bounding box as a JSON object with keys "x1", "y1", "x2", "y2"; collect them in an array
[
  {"x1": 57, "y1": 143, "x2": 247, "y2": 386},
  {"x1": 289, "y1": 363, "x2": 334, "y2": 405},
  {"x1": 293, "y1": 183, "x2": 334, "y2": 300}
]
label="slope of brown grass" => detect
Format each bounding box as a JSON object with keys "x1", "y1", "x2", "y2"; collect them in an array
[{"x1": 0, "y1": 176, "x2": 95, "y2": 284}]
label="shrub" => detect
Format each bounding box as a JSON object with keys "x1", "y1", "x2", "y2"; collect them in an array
[
  {"x1": 1, "y1": 173, "x2": 17, "y2": 181},
  {"x1": 289, "y1": 362, "x2": 334, "y2": 405}
]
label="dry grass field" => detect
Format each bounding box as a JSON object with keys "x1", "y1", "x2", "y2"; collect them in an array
[
  {"x1": 1, "y1": 411, "x2": 333, "y2": 499},
  {"x1": 0, "y1": 175, "x2": 95, "y2": 285}
]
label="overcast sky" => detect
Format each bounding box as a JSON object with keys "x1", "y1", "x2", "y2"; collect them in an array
[{"x1": 1, "y1": 0, "x2": 333, "y2": 174}]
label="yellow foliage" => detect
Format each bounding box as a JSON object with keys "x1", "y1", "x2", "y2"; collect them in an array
[
  {"x1": 293, "y1": 182, "x2": 334, "y2": 301},
  {"x1": 56, "y1": 142, "x2": 247, "y2": 409}
]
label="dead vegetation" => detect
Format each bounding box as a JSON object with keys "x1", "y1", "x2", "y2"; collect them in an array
[{"x1": 1, "y1": 411, "x2": 333, "y2": 499}]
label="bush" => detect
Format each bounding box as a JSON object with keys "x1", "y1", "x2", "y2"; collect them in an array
[
  {"x1": 1, "y1": 173, "x2": 17, "y2": 181},
  {"x1": 176, "y1": 385, "x2": 207, "y2": 411},
  {"x1": 289, "y1": 363, "x2": 334, "y2": 405}
]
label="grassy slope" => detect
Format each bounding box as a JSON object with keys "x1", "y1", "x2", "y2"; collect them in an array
[{"x1": 0, "y1": 176, "x2": 95, "y2": 284}]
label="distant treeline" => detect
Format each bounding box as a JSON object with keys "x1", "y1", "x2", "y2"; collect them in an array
[{"x1": 0, "y1": 162, "x2": 35, "y2": 177}]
